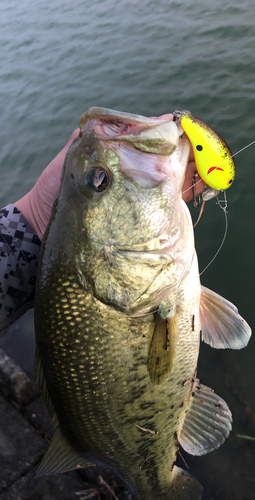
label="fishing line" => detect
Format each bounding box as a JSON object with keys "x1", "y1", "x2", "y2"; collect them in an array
[
  {"x1": 228, "y1": 139, "x2": 255, "y2": 160},
  {"x1": 199, "y1": 191, "x2": 228, "y2": 277},
  {"x1": 145, "y1": 134, "x2": 251, "y2": 308},
  {"x1": 146, "y1": 137, "x2": 253, "y2": 313},
  {"x1": 183, "y1": 138, "x2": 255, "y2": 271}
]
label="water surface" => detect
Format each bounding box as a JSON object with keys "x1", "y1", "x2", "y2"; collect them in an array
[{"x1": 0, "y1": 1, "x2": 255, "y2": 498}]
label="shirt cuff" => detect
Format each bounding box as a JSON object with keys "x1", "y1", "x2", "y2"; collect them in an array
[{"x1": 0, "y1": 204, "x2": 41, "y2": 332}]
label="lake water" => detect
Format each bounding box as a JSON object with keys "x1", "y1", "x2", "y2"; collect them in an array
[{"x1": 0, "y1": 1, "x2": 255, "y2": 498}]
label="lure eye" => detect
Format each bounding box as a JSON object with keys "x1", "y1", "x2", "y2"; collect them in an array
[
  {"x1": 85, "y1": 167, "x2": 111, "y2": 193},
  {"x1": 196, "y1": 145, "x2": 203, "y2": 151}
]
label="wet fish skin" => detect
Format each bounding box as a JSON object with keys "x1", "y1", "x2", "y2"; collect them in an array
[{"x1": 35, "y1": 108, "x2": 248, "y2": 499}]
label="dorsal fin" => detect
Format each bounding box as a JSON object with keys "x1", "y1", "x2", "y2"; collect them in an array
[
  {"x1": 200, "y1": 285, "x2": 251, "y2": 349},
  {"x1": 148, "y1": 312, "x2": 177, "y2": 385},
  {"x1": 179, "y1": 379, "x2": 232, "y2": 456}
]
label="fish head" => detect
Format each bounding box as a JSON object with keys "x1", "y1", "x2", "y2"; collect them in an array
[{"x1": 46, "y1": 107, "x2": 193, "y2": 313}]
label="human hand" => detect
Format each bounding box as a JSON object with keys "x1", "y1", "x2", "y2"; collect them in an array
[
  {"x1": 14, "y1": 117, "x2": 204, "y2": 240},
  {"x1": 14, "y1": 128, "x2": 80, "y2": 240}
]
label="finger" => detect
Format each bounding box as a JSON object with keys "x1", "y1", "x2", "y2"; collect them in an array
[
  {"x1": 69, "y1": 128, "x2": 80, "y2": 142},
  {"x1": 182, "y1": 161, "x2": 206, "y2": 203},
  {"x1": 43, "y1": 128, "x2": 80, "y2": 178},
  {"x1": 188, "y1": 141, "x2": 194, "y2": 162}
]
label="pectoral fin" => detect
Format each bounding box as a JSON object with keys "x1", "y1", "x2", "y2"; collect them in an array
[
  {"x1": 148, "y1": 313, "x2": 177, "y2": 385},
  {"x1": 35, "y1": 426, "x2": 95, "y2": 477},
  {"x1": 200, "y1": 285, "x2": 251, "y2": 349},
  {"x1": 179, "y1": 379, "x2": 232, "y2": 456}
]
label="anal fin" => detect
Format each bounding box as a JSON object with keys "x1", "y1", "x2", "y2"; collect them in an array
[
  {"x1": 179, "y1": 378, "x2": 232, "y2": 456},
  {"x1": 148, "y1": 313, "x2": 177, "y2": 385},
  {"x1": 200, "y1": 285, "x2": 251, "y2": 349},
  {"x1": 35, "y1": 426, "x2": 95, "y2": 477}
]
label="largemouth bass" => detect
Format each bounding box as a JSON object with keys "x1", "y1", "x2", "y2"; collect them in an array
[{"x1": 34, "y1": 107, "x2": 251, "y2": 500}]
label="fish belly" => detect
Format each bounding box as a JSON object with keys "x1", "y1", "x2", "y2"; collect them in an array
[{"x1": 35, "y1": 259, "x2": 200, "y2": 499}]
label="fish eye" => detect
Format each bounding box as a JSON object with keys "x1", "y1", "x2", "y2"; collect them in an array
[
  {"x1": 84, "y1": 167, "x2": 111, "y2": 193},
  {"x1": 196, "y1": 145, "x2": 203, "y2": 151}
]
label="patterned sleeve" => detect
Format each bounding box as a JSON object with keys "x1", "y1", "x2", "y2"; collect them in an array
[{"x1": 0, "y1": 204, "x2": 41, "y2": 333}]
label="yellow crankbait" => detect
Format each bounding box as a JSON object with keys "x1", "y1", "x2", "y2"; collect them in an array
[{"x1": 173, "y1": 110, "x2": 235, "y2": 190}]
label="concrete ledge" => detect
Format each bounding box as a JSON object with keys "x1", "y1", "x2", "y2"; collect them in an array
[
  {"x1": 0, "y1": 348, "x2": 132, "y2": 499},
  {"x1": 0, "y1": 349, "x2": 39, "y2": 406}
]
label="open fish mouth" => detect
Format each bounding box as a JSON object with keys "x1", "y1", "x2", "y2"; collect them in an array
[
  {"x1": 79, "y1": 106, "x2": 188, "y2": 189},
  {"x1": 79, "y1": 106, "x2": 183, "y2": 152}
]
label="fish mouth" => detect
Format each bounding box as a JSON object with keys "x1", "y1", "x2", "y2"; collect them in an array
[
  {"x1": 79, "y1": 106, "x2": 181, "y2": 155},
  {"x1": 79, "y1": 106, "x2": 189, "y2": 189}
]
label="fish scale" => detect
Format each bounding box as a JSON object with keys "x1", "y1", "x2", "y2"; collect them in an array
[{"x1": 35, "y1": 250, "x2": 200, "y2": 499}]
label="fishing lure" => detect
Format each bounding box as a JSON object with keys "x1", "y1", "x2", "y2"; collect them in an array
[{"x1": 173, "y1": 110, "x2": 235, "y2": 190}]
